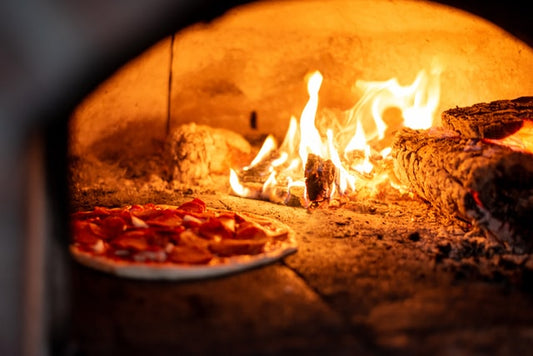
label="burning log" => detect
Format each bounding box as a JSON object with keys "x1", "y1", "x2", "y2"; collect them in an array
[
  {"x1": 441, "y1": 96, "x2": 533, "y2": 139},
  {"x1": 392, "y1": 127, "x2": 533, "y2": 253},
  {"x1": 304, "y1": 153, "x2": 338, "y2": 204}
]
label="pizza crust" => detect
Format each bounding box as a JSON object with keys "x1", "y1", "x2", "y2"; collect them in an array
[
  {"x1": 70, "y1": 206, "x2": 297, "y2": 280},
  {"x1": 70, "y1": 243, "x2": 297, "y2": 280}
]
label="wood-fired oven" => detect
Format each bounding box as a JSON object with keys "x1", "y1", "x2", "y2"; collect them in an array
[{"x1": 1, "y1": 1, "x2": 533, "y2": 355}]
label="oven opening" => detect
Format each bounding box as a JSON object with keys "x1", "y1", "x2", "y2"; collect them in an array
[
  {"x1": 10, "y1": 1, "x2": 533, "y2": 355},
  {"x1": 69, "y1": 0, "x2": 533, "y2": 249}
]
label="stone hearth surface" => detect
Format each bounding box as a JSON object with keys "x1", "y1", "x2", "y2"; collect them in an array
[{"x1": 69, "y1": 192, "x2": 533, "y2": 356}]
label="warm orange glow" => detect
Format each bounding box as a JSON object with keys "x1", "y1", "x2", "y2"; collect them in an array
[
  {"x1": 244, "y1": 135, "x2": 277, "y2": 170},
  {"x1": 299, "y1": 71, "x2": 324, "y2": 166},
  {"x1": 486, "y1": 120, "x2": 533, "y2": 153},
  {"x1": 229, "y1": 169, "x2": 253, "y2": 197},
  {"x1": 230, "y1": 63, "x2": 442, "y2": 205}
]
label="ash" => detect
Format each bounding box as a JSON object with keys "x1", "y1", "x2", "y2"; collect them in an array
[{"x1": 69, "y1": 137, "x2": 533, "y2": 355}]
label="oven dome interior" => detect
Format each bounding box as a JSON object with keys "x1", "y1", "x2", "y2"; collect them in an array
[
  {"x1": 69, "y1": 0, "x2": 533, "y2": 158},
  {"x1": 62, "y1": 2, "x2": 533, "y2": 355}
]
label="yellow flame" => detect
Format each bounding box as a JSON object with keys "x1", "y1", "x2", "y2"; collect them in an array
[
  {"x1": 230, "y1": 62, "x2": 442, "y2": 204},
  {"x1": 380, "y1": 147, "x2": 392, "y2": 158},
  {"x1": 229, "y1": 169, "x2": 252, "y2": 197},
  {"x1": 345, "y1": 120, "x2": 367, "y2": 152},
  {"x1": 261, "y1": 171, "x2": 279, "y2": 201},
  {"x1": 340, "y1": 65, "x2": 441, "y2": 148},
  {"x1": 279, "y1": 116, "x2": 300, "y2": 154},
  {"x1": 244, "y1": 135, "x2": 277, "y2": 170},
  {"x1": 353, "y1": 146, "x2": 373, "y2": 175},
  {"x1": 327, "y1": 129, "x2": 355, "y2": 194},
  {"x1": 271, "y1": 152, "x2": 288, "y2": 167},
  {"x1": 299, "y1": 71, "x2": 324, "y2": 166}
]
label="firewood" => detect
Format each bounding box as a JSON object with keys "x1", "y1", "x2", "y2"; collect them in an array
[
  {"x1": 441, "y1": 96, "x2": 533, "y2": 139},
  {"x1": 305, "y1": 153, "x2": 338, "y2": 203},
  {"x1": 392, "y1": 127, "x2": 533, "y2": 253},
  {"x1": 165, "y1": 123, "x2": 252, "y2": 185}
]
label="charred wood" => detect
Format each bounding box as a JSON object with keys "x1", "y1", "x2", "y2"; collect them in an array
[
  {"x1": 392, "y1": 128, "x2": 533, "y2": 253},
  {"x1": 441, "y1": 96, "x2": 533, "y2": 139},
  {"x1": 305, "y1": 153, "x2": 338, "y2": 204}
]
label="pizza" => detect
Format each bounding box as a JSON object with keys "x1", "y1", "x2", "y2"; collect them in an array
[{"x1": 70, "y1": 198, "x2": 297, "y2": 280}]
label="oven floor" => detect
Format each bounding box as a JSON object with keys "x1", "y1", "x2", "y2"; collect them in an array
[{"x1": 68, "y1": 192, "x2": 533, "y2": 355}]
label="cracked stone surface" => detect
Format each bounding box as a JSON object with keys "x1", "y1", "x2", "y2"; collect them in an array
[{"x1": 68, "y1": 191, "x2": 533, "y2": 355}]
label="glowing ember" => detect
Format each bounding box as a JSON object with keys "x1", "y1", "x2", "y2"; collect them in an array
[
  {"x1": 486, "y1": 120, "x2": 533, "y2": 154},
  {"x1": 230, "y1": 64, "x2": 442, "y2": 206}
]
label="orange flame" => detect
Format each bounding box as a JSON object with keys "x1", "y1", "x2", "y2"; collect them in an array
[
  {"x1": 230, "y1": 63, "x2": 442, "y2": 205},
  {"x1": 486, "y1": 120, "x2": 533, "y2": 153}
]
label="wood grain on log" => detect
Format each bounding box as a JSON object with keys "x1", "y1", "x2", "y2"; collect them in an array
[
  {"x1": 441, "y1": 96, "x2": 533, "y2": 139},
  {"x1": 392, "y1": 128, "x2": 533, "y2": 253},
  {"x1": 165, "y1": 123, "x2": 252, "y2": 185}
]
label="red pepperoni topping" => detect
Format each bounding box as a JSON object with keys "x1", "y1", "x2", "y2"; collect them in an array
[
  {"x1": 177, "y1": 198, "x2": 206, "y2": 213},
  {"x1": 70, "y1": 198, "x2": 287, "y2": 265}
]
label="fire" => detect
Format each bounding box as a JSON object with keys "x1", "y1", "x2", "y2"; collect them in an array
[
  {"x1": 298, "y1": 71, "x2": 324, "y2": 164},
  {"x1": 486, "y1": 120, "x2": 533, "y2": 154},
  {"x1": 230, "y1": 64, "x2": 442, "y2": 206}
]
